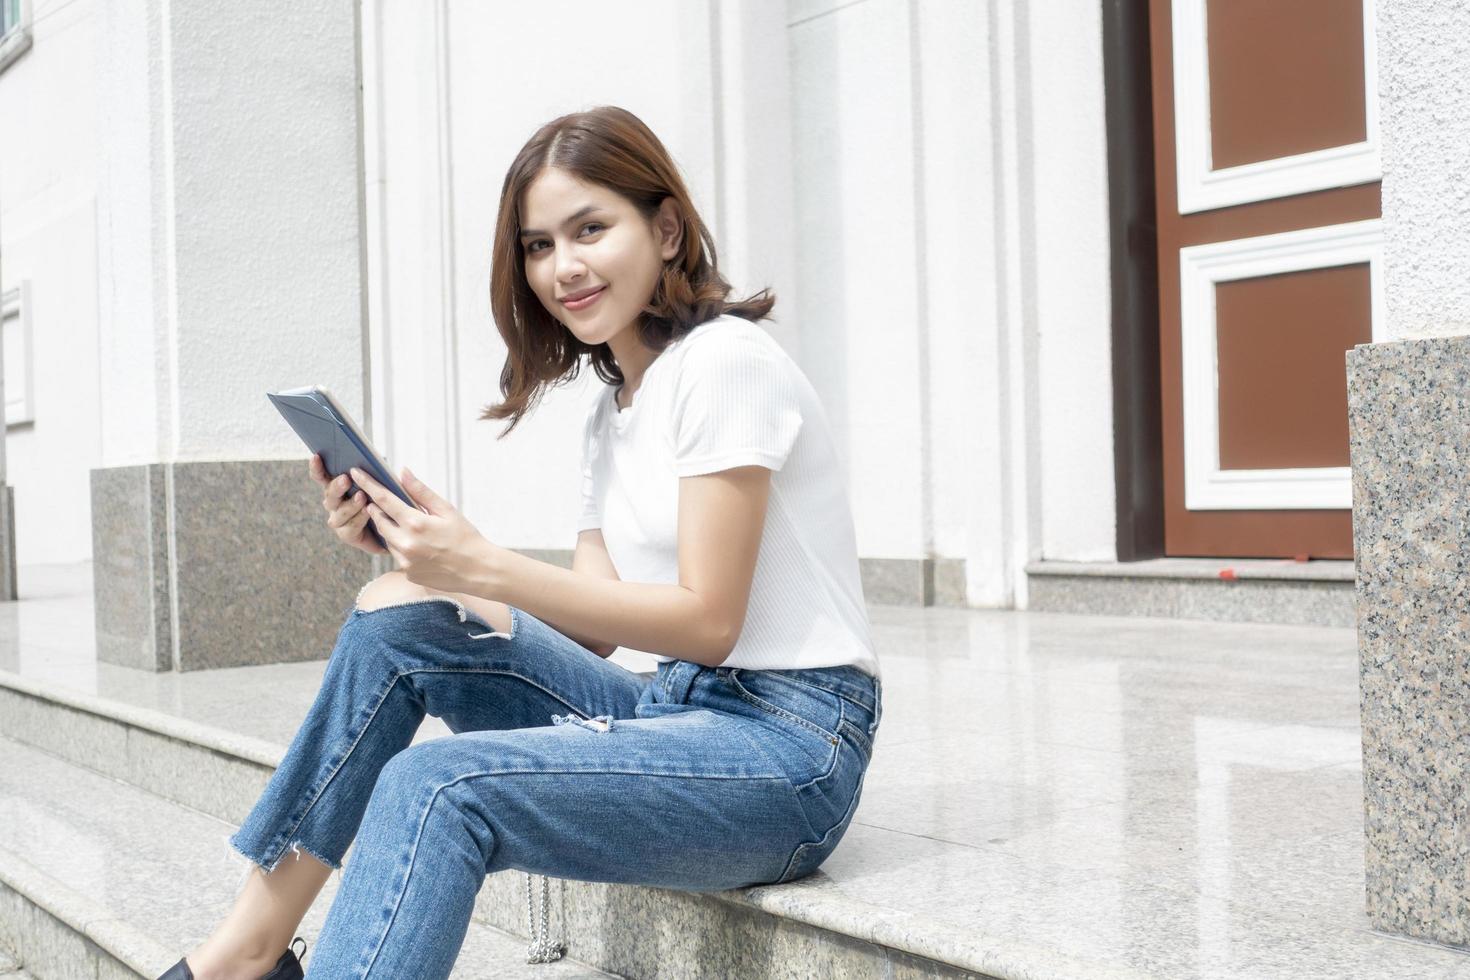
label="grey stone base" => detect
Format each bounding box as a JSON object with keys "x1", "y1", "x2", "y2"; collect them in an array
[
  {"x1": 861, "y1": 556, "x2": 968, "y2": 606},
  {"x1": 1026, "y1": 559, "x2": 1357, "y2": 628},
  {"x1": 90, "y1": 460, "x2": 372, "y2": 672},
  {"x1": 472, "y1": 873, "x2": 983, "y2": 980},
  {"x1": 0, "y1": 485, "x2": 14, "y2": 602},
  {"x1": 1348, "y1": 336, "x2": 1470, "y2": 948},
  {"x1": 523, "y1": 550, "x2": 970, "y2": 608}
]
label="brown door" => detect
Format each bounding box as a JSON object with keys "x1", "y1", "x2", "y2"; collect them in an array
[{"x1": 1149, "y1": 0, "x2": 1381, "y2": 559}]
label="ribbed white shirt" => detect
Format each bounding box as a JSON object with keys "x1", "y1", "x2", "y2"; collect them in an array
[{"x1": 577, "y1": 314, "x2": 880, "y2": 679}]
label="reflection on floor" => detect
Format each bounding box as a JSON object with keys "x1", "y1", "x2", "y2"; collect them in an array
[{"x1": 2, "y1": 562, "x2": 1467, "y2": 979}]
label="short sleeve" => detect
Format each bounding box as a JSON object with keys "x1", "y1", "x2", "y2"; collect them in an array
[
  {"x1": 671, "y1": 328, "x2": 805, "y2": 477},
  {"x1": 576, "y1": 401, "x2": 603, "y2": 531}
]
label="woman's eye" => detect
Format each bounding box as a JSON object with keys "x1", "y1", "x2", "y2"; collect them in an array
[{"x1": 525, "y1": 223, "x2": 602, "y2": 255}]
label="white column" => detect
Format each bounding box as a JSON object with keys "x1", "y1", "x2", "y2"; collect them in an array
[
  {"x1": 96, "y1": 0, "x2": 370, "y2": 465},
  {"x1": 91, "y1": 0, "x2": 372, "y2": 671}
]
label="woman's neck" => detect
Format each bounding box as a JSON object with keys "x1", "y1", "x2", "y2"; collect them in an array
[{"x1": 608, "y1": 329, "x2": 660, "y2": 409}]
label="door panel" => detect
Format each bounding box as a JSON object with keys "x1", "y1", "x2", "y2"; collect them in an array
[{"x1": 1149, "y1": 0, "x2": 1381, "y2": 558}]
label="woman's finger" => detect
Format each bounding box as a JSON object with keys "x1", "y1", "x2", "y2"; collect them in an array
[
  {"x1": 346, "y1": 494, "x2": 371, "y2": 526},
  {"x1": 351, "y1": 468, "x2": 416, "y2": 527},
  {"x1": 366, "y1": 502, "x2": 408, "y2": 560},
  {"x1": 365, "y1": 502, "x2": 402, "y2": 542},
  {"x1": 321, "y1": 474, "x2": 349, "y2": 511},
  {"x1": 324, "y1": 491, "x2": 361, "y2": 529}
]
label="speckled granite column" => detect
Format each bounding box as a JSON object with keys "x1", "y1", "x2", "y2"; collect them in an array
[
  {"x1": 1348, "y1": 336, "x2": 1470, "y2": 947},
  {"x1": 91, "y1": 460, "x2": 371, "y2": 672}
]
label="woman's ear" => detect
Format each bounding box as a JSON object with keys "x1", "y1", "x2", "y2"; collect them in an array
[{"x1": 656, "y1": 196, "x2": 683, "y2": 261}]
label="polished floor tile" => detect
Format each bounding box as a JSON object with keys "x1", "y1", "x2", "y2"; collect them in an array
[{"x1": 3, "y1": 562, "x2": 1468, "y2": 978}]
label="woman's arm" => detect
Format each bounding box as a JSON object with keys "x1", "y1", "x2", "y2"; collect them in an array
[
  {"x1": 470, "y1": 465, "x2": 772, "y2": 668},
  {"x1": 534, "y1": 529, "x2": 621, "y2": 658}
]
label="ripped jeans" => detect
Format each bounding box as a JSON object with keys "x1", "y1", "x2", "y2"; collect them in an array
[{"x1": 227, "y1": 594, "x2": 882, "y2": 979}]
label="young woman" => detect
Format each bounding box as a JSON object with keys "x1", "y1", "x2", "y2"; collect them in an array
[{"x1": 160, "y1": 105, "x2": 882, "y2": 980}]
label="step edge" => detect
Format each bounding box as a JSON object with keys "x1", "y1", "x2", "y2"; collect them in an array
[
  {"x1": 0, "y1": 740, "x2": 619, "y2": 979},
  {"x1": 0, "y1": 675, "x2": 1147, "y2": 979},
  {"x1": 0, "y1": 669, "x2": 282, "y2": 769},
  {"x1": 710, "y1": 880, "x2": 1153, "y2": 980},
  {"x1": 1025, "y1": 558, "x2": 1356, "y2": 583},
  {"x1": 0, "y1": 847, "x2": 175, "y2": 978}
]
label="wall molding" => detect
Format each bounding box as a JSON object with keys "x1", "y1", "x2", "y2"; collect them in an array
[
  {"x1": 1179, "y1": 219, "x2": 1384, "y2": 510},
  {"x1": 0, "y1": 0, "x2": 32, "y2": 75},
  {"x1": 1, "y1": 281, "x2": 35, "y2": 428},
  {"x1": 1170, "y1": 0, "x2": 1379, "y2": 214}
]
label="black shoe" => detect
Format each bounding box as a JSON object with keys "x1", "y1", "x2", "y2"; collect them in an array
[{"x1": 156, "y1": 937, "x2": 307, "y2": 980}]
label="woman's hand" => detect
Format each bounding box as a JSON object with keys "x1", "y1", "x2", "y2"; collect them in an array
[
  {"x1": 310, "y1": 454, "x2": 389, "y2": 556},
  {"x1": 349, "y1": 465, "x2": 500, "y2": 596}
]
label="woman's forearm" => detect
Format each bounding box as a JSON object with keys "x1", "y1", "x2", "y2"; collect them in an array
[
  {"x1": 469, "y1": 546, "x2": 732, "y2": 667},
  {"x1": 534, "y1": 615, "x2": 614, "y2": 658}
]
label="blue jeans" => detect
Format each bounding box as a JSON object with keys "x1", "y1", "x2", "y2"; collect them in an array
[{"x1": 228, "y1": 596, "x2": 882, "y2": 978}]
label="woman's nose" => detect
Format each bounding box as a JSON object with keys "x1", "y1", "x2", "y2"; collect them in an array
[{"x1": 555, "y1": 251, "x2": 587, "y2": 280}]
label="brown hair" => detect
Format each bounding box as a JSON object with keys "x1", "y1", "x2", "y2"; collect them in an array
[{"x1": 478, "y1": 105, "x2": 776, "y2": 436}]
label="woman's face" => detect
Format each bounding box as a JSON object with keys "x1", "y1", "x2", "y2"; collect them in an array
[{"x1": 519, "y1": 167, "x2": 680, "y2": 348}]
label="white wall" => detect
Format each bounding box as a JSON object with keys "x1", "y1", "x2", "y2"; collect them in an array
[
  {"x1": 3, "y1": 0, "x2": 1121, "y2": 602},
  {"x1": 366, "y1": 0, "x2": 1118, "y2": 607},
  {"x1": 1379, "y1": 0, "x2": 1470, "y2": 340},
  {"x1": 1027, "y1": 1, "x2": 1116, "y2": 567},
  {"x1": 93, "y1": 0, "x2": 368, "y2": 467},
  {"x1": 783, "y1": 0, "x2": 1116, "y2": 606},
  {"x1": 4, "y1": 0, "x2": 370, "y2": 566},
  {"x1": 0, "y1": 0, "x2": 101, "y2": 565},
  {"x1": 364, "y1": 0, "x2": 725, "y2": 554}
]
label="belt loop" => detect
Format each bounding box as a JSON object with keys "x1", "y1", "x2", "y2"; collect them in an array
[{"x1": 665, "y1": 661, "x2": 700, "y2": 704}]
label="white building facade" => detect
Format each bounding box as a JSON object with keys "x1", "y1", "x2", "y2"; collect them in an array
[{"x1": 1, "y1": 0, "x2": 1139, "y2": 617}]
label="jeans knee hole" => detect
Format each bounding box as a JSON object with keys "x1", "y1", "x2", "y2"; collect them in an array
[
  {"x1": 354, "y1": 592, "x2": 468, "y2": 619},
  {"x1": 467, "y1": 605, "x2": 518, "y2": 641}
]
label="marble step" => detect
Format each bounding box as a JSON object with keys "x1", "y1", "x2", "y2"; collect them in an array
[
  {"x1": 0, "y1": 735, "x2": 615, "y2": 979},
  {"x1": 0, "y1": 668, "x2": 996, "y2": 979},
  {"x1": 1025, "y1": 558, "x2": 1356, "y2": 628},
  {"x1": 0, "y1": 667, "x2": 279, "y2": 827},
  {"x1": 0, "y1": 942, "x2": 35, "y2": 979}
]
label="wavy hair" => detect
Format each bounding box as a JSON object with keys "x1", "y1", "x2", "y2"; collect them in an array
[{"x1": 478, "y1": 105, "x2": 776, "y2": 436}]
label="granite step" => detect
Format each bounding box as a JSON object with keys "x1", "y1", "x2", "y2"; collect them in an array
[
  {"x1": 0, "y1": 735, "x2": 615, "y2": 979},
  {"x1": 0, "y1": 668, "x2": 997, "y2": 979},
  {"x1": 1025, "y1": 558, "x2": 1356, "y2": 628},
  {"x1": 0, "y1": 942, "x2": 35, "y2": 979},
  {"x1": 11, "y1": 563, "x2": 1470, "y2": 978}
]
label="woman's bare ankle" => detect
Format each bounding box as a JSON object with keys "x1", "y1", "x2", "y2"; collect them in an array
[
  {"x1": 185, "y1": 934, "x2": 283, "y2": 980},
  {"x1": 191, "y1": 849, "x2": 328, "y2": 979}
]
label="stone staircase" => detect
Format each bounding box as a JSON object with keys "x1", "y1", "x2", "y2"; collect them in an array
[
  {"x1": 8, "y1": 562, "x2": 1470, "y2": 979},
  {"x1": 0, "y1": 692, "x2": 613, "y2": 979},
  {"x1": 0, "y1": 662, "x2": 990, "y2": 979},
  {"x1": 0, "y1": 943, "x2": 34, "y2": 980}
]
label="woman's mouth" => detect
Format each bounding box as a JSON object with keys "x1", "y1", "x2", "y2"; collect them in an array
[{"x1": 562, "y1": 286, "x2": 607, "y2": 311}]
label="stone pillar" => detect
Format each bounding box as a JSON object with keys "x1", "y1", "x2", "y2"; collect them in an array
[
  {"x1": 1348, "y1": 0, "x2": 1470, "y2": 948},
  {"x1": 91, "y1": 0, "x2": 373, "y2": 671}
]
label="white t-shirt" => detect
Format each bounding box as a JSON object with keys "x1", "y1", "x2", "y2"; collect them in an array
[{"x1": 577, "y1": 314, "x2": 881, "y2": 679}]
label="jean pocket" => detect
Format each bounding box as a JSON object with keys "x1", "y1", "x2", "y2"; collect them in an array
[
  {"x1": 722, "y1": 669, "x2": 842, "y2": 789},
  {"x1": 725, "y1": 669, "x2": 843, "y2": 746}
]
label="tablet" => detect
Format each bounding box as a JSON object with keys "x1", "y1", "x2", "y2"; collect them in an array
[{"x1": 267, "y1": 386, "x2": 417, "y2": 548}]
